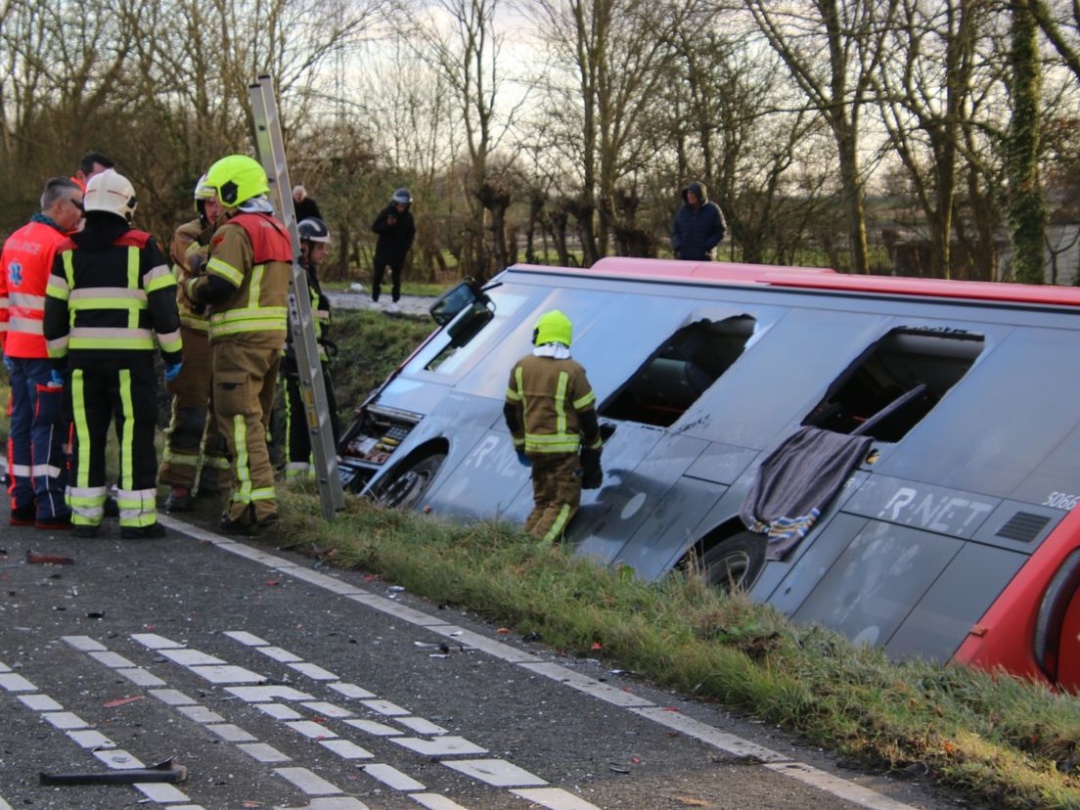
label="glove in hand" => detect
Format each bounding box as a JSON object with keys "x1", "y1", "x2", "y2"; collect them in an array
[
  {"x1": 2, "y1": 355, "x2": 13, "y2": 373},
  {"x1": 581, "y1": 447, "x2": 603, "y2": 490},
  {"x1": 48, "y1": 369, "x2": 65, "y2": 388},
  {"x1": 164, "y1": 362, "x2": 183, "y2": 383},
  {"x1": 516, "y1": 449, "x2": 531, "y2": 467}
]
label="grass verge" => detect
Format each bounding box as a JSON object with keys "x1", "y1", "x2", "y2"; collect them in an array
[{"x1": 268, "y1": 484, "x2": 1080, "y2": 810}]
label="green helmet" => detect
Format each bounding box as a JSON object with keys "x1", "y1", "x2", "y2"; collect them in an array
[
  {"x1": 533, "y1": 309, "x2": 573, "y2": 347},
  {"x1": 204, "y1": 154, "x2": 269, "y2": 208}
]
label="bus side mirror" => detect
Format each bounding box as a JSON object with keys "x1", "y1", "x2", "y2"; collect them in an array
[{"x1": 430, "y1": 279, "x2": 487, "y2": 326}]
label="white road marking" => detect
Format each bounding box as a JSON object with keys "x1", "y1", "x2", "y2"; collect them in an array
[
  {"x1": 18, "y1": 694, "x2": 62, "y2": 711},
  {"x1": 319, "y1": 738, "x2": 375, "y2": 759},
  {"x1": 512, "y1": 788, "x2": 612, "y2": 809},
  {"x1": 442, "y1": 759, "x2": 548, "y2": 787},
  {"x1": 391, "y1": 736, "x2": 488, "y2": 757},
  {"x1": 0, "y1": 673, "x2": 36, "y2": 691},
  {"x1": 165, "y1": 515, "x2": 929, "y2": 810},
  {"x1": 42, "y1": 711, "x2": 88, "y2": 730},
  {"x1": 358, "y1": 762, "x2": 426, "y2": 791},
  {"x1": 764, "y1": 762, "x2": 923, "y2": 810},
  {"x1": 411, "y1": 794, "x2": 471, "y2": 810}
]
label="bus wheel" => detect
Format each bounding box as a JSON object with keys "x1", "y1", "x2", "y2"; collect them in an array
[
  {"x1": 372, "y1": 449, "x2": 447, "y2": 511},
  {"x1": 699, "y1": 531, "x2": 766, "y2": 592}
]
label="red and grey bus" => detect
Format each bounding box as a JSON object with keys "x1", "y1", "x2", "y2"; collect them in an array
[{"x1": 338, "y1": 257, "x2": 1080, "y2": 691}]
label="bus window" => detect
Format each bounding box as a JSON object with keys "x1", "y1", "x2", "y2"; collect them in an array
[
  {"x1": 601, "y1": 315, "x2": 756, "y2": 427},
  {"x1": 802, "y1": 328, "x2": 984, "y2": 443}
]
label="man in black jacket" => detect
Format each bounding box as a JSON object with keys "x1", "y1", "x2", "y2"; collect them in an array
[
  {"x1": 44, "y1": 170, "x2": 183, "y2": 539},
  {"x1": 370, "y1": 188, "x2": 416, "y2": 312}
]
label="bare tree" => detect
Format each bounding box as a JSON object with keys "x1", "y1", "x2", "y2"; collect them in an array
[
  {"x1": 873, "y1": 0, "x2": 987, "y2": 279},
  {"x1": 744, "y1": 0, "x2": 898, "y2": 274}
]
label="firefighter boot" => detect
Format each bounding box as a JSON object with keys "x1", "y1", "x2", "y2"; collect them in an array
[{"x1": 165, "y1": 487, "x2": 192, "y2": 512}]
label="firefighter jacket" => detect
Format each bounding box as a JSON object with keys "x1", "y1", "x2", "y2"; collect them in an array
[
  {"x1": 171, "y1": 217, "x2": 213, "y2": 333},
  {"x1": 187, "y1": 212, "x2": 291, "y2": 347},
  {"x1": 0, "y1": 216, "x2": 72, "y2": 359},
  {"x1": 504, "y1": 353, "x2": 602, "y2": 454},
  {"x1": 43, "y1": 215, "x2": 183, "y2": 369}
]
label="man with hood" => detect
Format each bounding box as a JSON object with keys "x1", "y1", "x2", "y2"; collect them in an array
[
  {"x1": 43, "y1": 170, "x2": 183, "y2": 539},
  {"x1": 184, "y1": 154, "x2": 292, "y2": 535},
  {"x1": 671, "y1": 181, "x2": 727, "y2": 261}
]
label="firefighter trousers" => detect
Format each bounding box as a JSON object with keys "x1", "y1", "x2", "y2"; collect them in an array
[
  {"x1": 159, "y1": 325, "x2": 228, "y2": 493},
  {"x1": 6, "y1": 357, "x2": 70, "y2": 521},
  {"x1": 282, "y1": 362, "x2": 339, "y2": 479},
  {"x1": 213, "y1": 335, "x2": 281, "y2": 525},
  {"x1": 68, "y1": 359, "x2": 159, "y2": 530},
  {"x1": 524, "y1": 452, "x2": 582, "y2": 544}
]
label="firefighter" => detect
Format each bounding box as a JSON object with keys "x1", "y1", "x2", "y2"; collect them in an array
[
  {"x1": 503, "y1": 310, "x2": 603, "y2": 544},
  {"x1": 0, "y1": 177, "x2": 84, "y2": 529},
  {"x1": 281, "y1": 216, "x2": 339, "y2": 480},
  {"x1": 43, "y1": 170, "x2": 183, "y2": 539},
  {"x1": 158, "y1": 175, "x2": 230, "y2": 511},
  {"x1": 183, "y1": 154, "x2": 292, "y2": 534}
]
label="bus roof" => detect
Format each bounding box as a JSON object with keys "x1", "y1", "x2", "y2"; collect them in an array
[{"x1": 509, "y1": 258, "x2": 1080, "y2": 309}]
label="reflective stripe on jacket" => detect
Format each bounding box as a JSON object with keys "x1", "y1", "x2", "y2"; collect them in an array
[
  {"x1": 0, "y1": 220, "x2": 70, "y2": 358},
  {"x1": 44, "y1": 229, "x2": 182, "y2": 365},
  {"x1": 505, "y1": 354, "x2": 597, "y2": 454},
  {"x1": 171, "y1": 218, "x2": 211, "y2": 333},
  {"x1": 206, "y1": 212, "x2": 292, "y2": 342}
]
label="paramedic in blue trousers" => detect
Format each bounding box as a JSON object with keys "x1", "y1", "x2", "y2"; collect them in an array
[
  {"x1": 0, "y1": 177, "x2": 84, "y2": 529},
  {"x1": 43, "y1": 170, "x2": 183, "y2": 539},
  {"x1": 504, "y1": 310, "x2": 603, "y2": 544}
]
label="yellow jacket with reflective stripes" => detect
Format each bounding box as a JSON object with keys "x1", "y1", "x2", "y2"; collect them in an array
[
  {"x1": 198, "y1": 212, "x2": 291, "y2": 346},
  {"x1": 504, "y1": 354, "x2": 599, "y2": 454}
]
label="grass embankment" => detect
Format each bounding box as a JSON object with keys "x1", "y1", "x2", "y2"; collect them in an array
[{"x1": 272, "y1": 488, "x2": 1080, "y2": 810}]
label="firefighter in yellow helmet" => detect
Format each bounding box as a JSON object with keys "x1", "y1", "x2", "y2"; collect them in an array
[
  {"x1": 158, "y1": 175, "x2": 230, "y2": 512},
  {"x1": 503, "y1": 310, "x2": 603, "y2": 544},
  {"x1": 183, "y1": 155, "x2": 292, "y2": 534},
  {"x1": 43, "y1": 169, "x2": 183, "y2": 538}
]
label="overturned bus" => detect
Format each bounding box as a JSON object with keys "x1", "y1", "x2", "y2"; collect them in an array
[{"x1": 338, "y1": 257, "x2": 1080, "y2": 691}]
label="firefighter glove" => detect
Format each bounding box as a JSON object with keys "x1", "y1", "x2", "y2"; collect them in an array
[
  {"x1": 48, "y1": 369, "x2": 64, "y2": 388},
  {"x1": 516, "y1": 449, "x2": 531, "y2": 467},
  {"x1": 2, "y1": 355, "x2": 12, "y2": 373},
  {"x1": 164, "y1": 361, "x2": 183, "y2": 383},
  {"x1": 581, "y1": 447, "x2": 603, "y2": 490}
]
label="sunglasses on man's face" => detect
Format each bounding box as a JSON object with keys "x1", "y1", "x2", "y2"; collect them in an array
[{"x1": 69, "y1": 198, "x2": 84, "y2": 212}]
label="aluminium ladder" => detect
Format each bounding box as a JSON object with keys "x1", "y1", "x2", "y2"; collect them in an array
[{"x1": 249, "y1": 74, "x2": 345, "y2": 520}]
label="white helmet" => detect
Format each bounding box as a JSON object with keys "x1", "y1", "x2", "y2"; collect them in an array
[{"x1": 84, "y1": 169, "x2": 137, "y2": 223}]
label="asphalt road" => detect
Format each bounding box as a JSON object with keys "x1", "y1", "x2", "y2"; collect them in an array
[{"x1": 0, "y1": 505, "x2": 968, "y2": 810}]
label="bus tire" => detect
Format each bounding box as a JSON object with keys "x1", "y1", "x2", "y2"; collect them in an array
[
  {"x1": 699, "y1": 531, "x2": 766, "y2": 592},
  {"x1": 371, "y1": 448, "x2": 447, "y2": 511}
]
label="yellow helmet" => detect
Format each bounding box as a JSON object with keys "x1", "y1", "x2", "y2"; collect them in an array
[
  {"x1": 204, "y1": 155, "x2": 269, "y2": 208},
  {"x1": 533, "y1": 310, "x2": 573, "y2": 347}
]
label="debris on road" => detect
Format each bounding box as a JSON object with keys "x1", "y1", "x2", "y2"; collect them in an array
[
  {"x1": 25, "y1": 550, "x2": 74, "y2": 565},
  {"x1": 40, "y1": 757, "x2": 187, "y2": 785}
]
